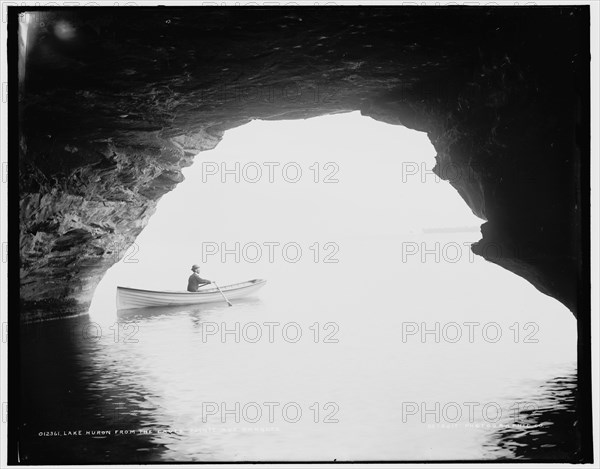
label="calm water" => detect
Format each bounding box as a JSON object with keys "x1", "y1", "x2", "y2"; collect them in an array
[{"x1": 18, "y1": 237, "x2": 579, "y2": 463}]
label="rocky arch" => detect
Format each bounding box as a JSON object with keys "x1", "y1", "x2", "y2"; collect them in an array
[{"x1": 15, "y1": 7, "x2": 588, "y2": 322}]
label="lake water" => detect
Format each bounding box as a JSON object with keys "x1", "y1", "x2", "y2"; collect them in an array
[
  {"x1": 17, "y1": 115, "x2": 582, "y2": 462},
  {"x1": 18, "y1": 235, "x2": 579, "y2": 463}
]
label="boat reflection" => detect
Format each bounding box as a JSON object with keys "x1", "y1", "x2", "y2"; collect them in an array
[{"x1": 117, "y1": 297, "x2": 263, "y2": 321}]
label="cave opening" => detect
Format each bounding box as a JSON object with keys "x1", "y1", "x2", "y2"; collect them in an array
[
  {"x1": 38, "y1": 110, "x2": 580, "y2": 460},
  {"x1": 89, "y1": 110, "x2": 575, "y2": 353}
]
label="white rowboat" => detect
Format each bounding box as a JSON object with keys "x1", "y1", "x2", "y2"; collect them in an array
[{"x1": 116, "y1": 279, "x2": 267, "y2": 310}]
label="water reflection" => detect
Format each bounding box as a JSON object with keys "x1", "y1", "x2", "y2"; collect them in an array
[
  {"x1": 485, "y1": 373, "x2": 579, "y2": 461},
  {"x1": 19, "y1": 308, "x2": 580, "y2": 463},
  {"x1": 19, "y1": 238, "x2": 580, "y2": 463},
  {"x1": 20, "y1": 316, "x2": 169, "y2": 464}
]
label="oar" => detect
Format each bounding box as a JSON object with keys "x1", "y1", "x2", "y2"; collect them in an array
[{"x1": 213, "y1": 282, "x2": 233, "y2": 307}]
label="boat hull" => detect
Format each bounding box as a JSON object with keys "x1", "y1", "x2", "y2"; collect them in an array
[{"x1": 116, "y1": 279, "x2": 266, "y2": 310}]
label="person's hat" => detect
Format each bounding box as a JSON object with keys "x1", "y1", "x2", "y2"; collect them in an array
[{"x1": 191, "y1": 264, "x2": 200, "y2": 271}]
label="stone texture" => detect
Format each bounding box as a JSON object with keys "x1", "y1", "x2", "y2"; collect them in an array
[{"x1": 16, "y1": 7, "x2": 588, "y2": 321}]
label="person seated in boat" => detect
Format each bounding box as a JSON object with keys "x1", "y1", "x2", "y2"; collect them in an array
[{"x1": 187, "y1": 265, "x2": 213, "y2": 292}]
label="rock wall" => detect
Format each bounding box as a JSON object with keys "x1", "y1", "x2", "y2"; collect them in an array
[{"x1": 16, "y1": 7, "x2": 588, "y2": 321}]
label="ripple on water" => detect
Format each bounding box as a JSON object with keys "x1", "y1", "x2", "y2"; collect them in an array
[{"x1": 484, "y1": 372, "x2": 579, "y2": 461}]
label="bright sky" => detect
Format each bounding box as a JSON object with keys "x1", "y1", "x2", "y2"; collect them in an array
[
  {"x1": 140, "y1": 110, "x2": 479, "y2": 240},
  {"x1": 89, "y1": 111, "x2": 558, "y2": 315},
  {"x1": 91, "y1": 112, "x2": 480, "y2": 299},
  {"x1": 100, "y1": 111, "x2": 478, "y2": 283}
]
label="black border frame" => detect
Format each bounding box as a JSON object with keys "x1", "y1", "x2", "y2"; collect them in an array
[{"x1": 5, "y1": 4, "x2": 594, "y2": 465}]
